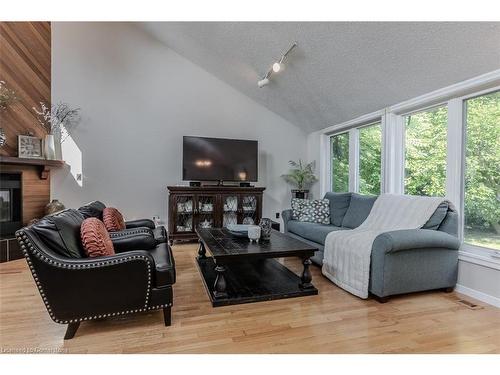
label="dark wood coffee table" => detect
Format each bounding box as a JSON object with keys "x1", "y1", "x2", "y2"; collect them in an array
[{"x1": 195, "y1": 228, "x2": 318, "y2": 307}]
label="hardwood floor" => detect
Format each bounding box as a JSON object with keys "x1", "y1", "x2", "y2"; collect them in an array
[{"x1": 1, "y1": 243, "x2": 499, "y2": 354}]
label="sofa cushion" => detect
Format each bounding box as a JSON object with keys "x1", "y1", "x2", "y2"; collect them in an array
[
  {"x1": 422, "y1": 202, "x2": 449, "y2": 230},
  {"x1": 78, "y1": 201, "x2": 106, "y2": 219},
  {"x1": 291, "y1": 198, "x2": 307, "y2": 219},
  {"x1": 148, "y1": 243, "x2": 176, "y2": 286},
  {"x1": 80, "y1": 218, "x2": 115, "y2": 257},
  {"x1": 323, "y1": 192, "x2": 352, "y2": 226},
  {"x1": 30, "y1": 209, "x2": 86, "y2": 258},
  {"x1": 287, "y1": 220, "x2": 346, "y2": 245},
  {"x1": 109, "y1": 228, "x2": 157, "y2": 252},
  {"x1": 437, "y1": 209, "x2": 458, "y2": 236},
  {"x1": 341, "y1": 193, "x2": 377, "y2": 229},
  {"x1": 298, "y1": 199, "x2": 330, "y2": 224},
  {"x1": 103, "y1": 207, "x2": 126, "y2": 232}
]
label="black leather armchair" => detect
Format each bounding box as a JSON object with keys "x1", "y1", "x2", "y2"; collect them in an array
[
  {"x1": 15, "y1": 209, "x2": 176, "y2": 340},
  {"x1": 78, "y1": 201, "x2": 167, "y2": 244}
]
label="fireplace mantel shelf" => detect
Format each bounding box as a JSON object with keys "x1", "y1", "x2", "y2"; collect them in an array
[{"x1": 0, "y1": 156, "x2": 65, "y2": 179}]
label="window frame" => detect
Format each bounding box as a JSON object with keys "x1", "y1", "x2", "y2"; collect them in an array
[
  {"x1": 459, "y1": 88, "x2": 500, "y2": 260},
  {"x1": 329, "y1": 131, "x2": 351, "y2": 193},
  {"x1": 401, "y1": 103, "x2": 449, "y2": 197},
  {"x1": 357, "y1": 121, "x2": 383, "y2": 195},
  {"x1": 319, "y1": 71, "x2": 500, "y2": 267},
  {"x1": 325, "y1": 114, "x2": 385, "y2": 195}
]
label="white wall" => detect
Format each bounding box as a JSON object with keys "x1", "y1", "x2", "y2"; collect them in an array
[
  {"x1": 51, "y1": 22, "x2": 307, "y2": 225},
  {"x1": 456, "y1": 261, "x2": 500, "y2": 307}
]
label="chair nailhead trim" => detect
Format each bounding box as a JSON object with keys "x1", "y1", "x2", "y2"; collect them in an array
[
  {"x1": 15, "y1": 230, "x2": 171, "y2": 325},
  {"x1": 109, "y1": 228, "x2": 152, "y2": 238}
]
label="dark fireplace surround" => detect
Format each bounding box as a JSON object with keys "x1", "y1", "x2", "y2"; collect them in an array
[
  {"x1": 0, "y1": 172, "x2": 22, "y2": 238},
  {"x1": 0, "y1": 157, "x2": 64, "y2": 262}
]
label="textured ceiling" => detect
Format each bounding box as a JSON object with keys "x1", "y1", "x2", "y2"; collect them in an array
[{"x1": 139, "y1": 22, "x2": 500, "y2": 132}]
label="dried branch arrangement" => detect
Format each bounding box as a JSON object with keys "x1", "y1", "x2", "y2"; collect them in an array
[
  {"x1": 0, "y1": 80, "x2": 18, "y2": 110},
  {"x1": 33, "y1": 102, "x2": 81, "y2": 142}
]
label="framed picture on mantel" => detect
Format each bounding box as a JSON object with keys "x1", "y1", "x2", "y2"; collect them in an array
[{"x1": 18, "y1": 135, "x2": 43, "y2": 159}]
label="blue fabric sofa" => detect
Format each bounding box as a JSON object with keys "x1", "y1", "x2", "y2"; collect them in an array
[{"x1": 282, "y1": 192, "x2": 461, "y2": 301}]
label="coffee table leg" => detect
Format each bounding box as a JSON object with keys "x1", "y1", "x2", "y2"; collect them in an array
[
  {"x1": 300, "y1": 258, "x2": 313, "y2": 289},
  {"x1": 213, "y1": 264, "x2": 228, "y2": 299},
  {"x1": 197, "y1": 240, "x2": 206, "y2": 259}
]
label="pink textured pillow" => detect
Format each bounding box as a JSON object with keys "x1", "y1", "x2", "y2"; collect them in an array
[
  {"x1": 81, "y1": 218, "x2": 115, "y2": 257},
  {"x1": 102, "y1": 207, "x2": 126, "y2": 232}
]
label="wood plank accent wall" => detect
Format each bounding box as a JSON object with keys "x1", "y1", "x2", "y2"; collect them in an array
[
  {"x1": 0, "y1": 22, "x2": 50, "y2": 157},
  {"x1": 0, "y1": 22, "x2": 51, "y2": 226}
]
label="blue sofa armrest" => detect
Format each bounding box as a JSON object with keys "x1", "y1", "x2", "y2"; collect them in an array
[
  {"x1": 373, "y1": 229, "x2": 460, "y2": 254},
  {"x1": 282, "y1": 209, "x2": 293, "y2": 233},
  {"x1": 370, "y1": 229, "x2": 460, "y2": 298}
]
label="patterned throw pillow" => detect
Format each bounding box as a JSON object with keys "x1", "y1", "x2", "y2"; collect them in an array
[
  {"x1": 102, "y1": 207, "x2": 126, "y2": 232},
  {"x1": 81, "y1": 218, "x2": 115, "y2": 257},
  {"x1": 291, "y1": 198, "x2": 308, "y2": 219},
  {"x1": 298, "y1": 199, "x2": 330, "y2": 224}
]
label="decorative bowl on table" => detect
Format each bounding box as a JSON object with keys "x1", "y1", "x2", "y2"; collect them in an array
[{"x1": 226, "y1": 224, "x2": 253, "y2": 237}]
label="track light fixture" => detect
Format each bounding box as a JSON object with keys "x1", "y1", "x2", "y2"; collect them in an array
[{"x1": 257, "y1": 42, "x2": 298, "y2": 88}]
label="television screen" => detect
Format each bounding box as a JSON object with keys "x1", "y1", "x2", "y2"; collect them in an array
[{"x1": 183, "y1": 136, "x2": 258, "y2": 182}]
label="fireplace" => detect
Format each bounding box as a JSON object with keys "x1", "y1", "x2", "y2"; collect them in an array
[{"x1": 0, "y1": 173, "x2": 22, "y2": 238}]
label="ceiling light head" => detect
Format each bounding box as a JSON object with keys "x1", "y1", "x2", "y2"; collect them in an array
[
  {"x1": 257, "y1": 78, "x2": 270, "y2": 88},
  {"x1": 257, "y1": 41, "x2": 297, "y2": 88}
]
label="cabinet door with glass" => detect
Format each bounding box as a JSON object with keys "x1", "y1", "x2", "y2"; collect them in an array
[
  {"x1": 239, "y1": 194, "x2": 260, "y2": 225},
  {"x1": 221, "y1": 194, "x2": 239, "y2": 227},
  {"x1": 195, "y1": 194, "x2": 217, "y2": 230},
  {"x1": 171, "y1": 194, "x2": 195, "y2": 234}
]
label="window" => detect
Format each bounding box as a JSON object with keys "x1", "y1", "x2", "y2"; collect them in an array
[
  {"x1": 330, "y1": 132, "x2": 349, "y2": 192},
  {"x1": 321, "y1": 78, "x2": 500, "y2": 259},
  {"x1": 404, "y1": 105, "x2": 447, "y2": 196},
  {"x1": 464, "y1": 91, "x2": 500, "y2": 250},
  {"x1": 358, "y1": 122, "x2": 382, "y2": 195}
]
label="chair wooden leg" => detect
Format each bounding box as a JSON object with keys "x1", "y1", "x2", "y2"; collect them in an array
[
  {"x1": 64, "y1": 322, "x2": 80, "y2": 340},
  {"x1": 163, "y1": 306, "x2": 172, "y2": 326}
]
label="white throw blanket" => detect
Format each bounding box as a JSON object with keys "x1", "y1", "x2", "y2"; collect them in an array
[{"x1": 322, "y1": 194, "x2": 452, "y2": 299}]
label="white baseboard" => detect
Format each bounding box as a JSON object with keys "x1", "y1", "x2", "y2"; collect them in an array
[{"x1": 455, "y1": 284, "x2": 500, "y2": 308}]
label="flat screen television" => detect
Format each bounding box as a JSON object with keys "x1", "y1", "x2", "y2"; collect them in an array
[{"x1": 183, "y1": 136, "x2": 258, "y2": 182}]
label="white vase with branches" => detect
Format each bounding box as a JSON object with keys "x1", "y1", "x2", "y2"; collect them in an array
[{"x1": 33, "y1": 102, "x2": 81, "y2": 160}]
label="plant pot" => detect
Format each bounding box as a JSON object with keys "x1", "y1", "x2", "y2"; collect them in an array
[
  {"x1": 44, "y1": 134, "x2": 56, "y2": 160},
  {"x1": 291, "y1": 189, "x2": 309, "y2": 199}
]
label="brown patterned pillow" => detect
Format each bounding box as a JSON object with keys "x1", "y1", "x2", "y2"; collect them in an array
[
  {"x1": 102, "y1": 207, "x2": 126, "y2": 232},
  {"x1": 80, "y1": 218, "x2": 115, "y2": 257}
]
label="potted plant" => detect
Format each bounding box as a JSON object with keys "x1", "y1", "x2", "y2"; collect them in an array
[
  {"x1": 281, "y1": 159, "x2": 318, "y2": 199},
  {"x1": 33, "y1": 102, "x2": 81, "y2": 160}
]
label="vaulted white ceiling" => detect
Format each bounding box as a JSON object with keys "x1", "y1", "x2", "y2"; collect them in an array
[{"x1": 139, "y1": 22, "x2": 500, "y2": 132}]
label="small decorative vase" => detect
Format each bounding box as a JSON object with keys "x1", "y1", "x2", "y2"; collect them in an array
[
  {"x1": 45, "y1": 199, "x2": 65, "y2": 215},
  {"x1": 247, "y1": 225, "x2": 261, "y2": 243},
  {"x1": 259, "y1": 218, "x2": 272, "y2": 241},
  {"x1": 44, "y1": 134, "x2": 56, "y2": 160}
]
